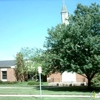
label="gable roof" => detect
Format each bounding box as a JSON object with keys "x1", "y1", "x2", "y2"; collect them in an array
[{"x1": 0, "y1": 60, "x2": 16, "y2": 68}]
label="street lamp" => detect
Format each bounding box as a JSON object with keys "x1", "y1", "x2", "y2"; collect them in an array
[{"x1": 38, "y1": 66, "x2": 42, "y2": 98}]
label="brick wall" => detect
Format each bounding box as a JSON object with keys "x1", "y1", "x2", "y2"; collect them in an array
[
  {"x1": 0, "y1": 68, "x2": 16, "y2": 82},
  {"x1": 47, "y1": 72, "x2": 88, "y2": 83},
  {"x1": 7, "y1": 68, "x2": 16, "y2": 82},
  {"x1": 76, "y1": 73, "x2": 88, "y2": 83},
  {"x1": 47, "y1": 72, "x2": 62, "y2": 82}
]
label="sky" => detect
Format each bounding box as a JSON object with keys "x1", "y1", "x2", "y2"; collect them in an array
[{"x1": 0, "y1": 0, "x2": 99, "y2": 60}]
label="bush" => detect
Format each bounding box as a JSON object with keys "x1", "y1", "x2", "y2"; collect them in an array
[
  {"x1": 6, "y1": 81, "x2": 17, "y2": 84},
  {"x1": 27, "y1": 81, "x2": 39, "y2": 85},
  {"x1": 0, "y1": 80, "x2": 3, "y2": 84},
  {"x1": 0, "y1": 81, "x2": 17, "y2": 84},
  {"x1": 92, "y1": 73, "x2": 100, "y2": 86}
]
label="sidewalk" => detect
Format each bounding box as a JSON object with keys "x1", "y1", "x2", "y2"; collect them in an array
[{"x1": 0, "y1": 94, "x2": 92, "y2": 97}]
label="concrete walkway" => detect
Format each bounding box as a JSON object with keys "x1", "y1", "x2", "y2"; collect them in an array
[{"x1": 0, "y1": 94, "x2": 91, "y2": 97}]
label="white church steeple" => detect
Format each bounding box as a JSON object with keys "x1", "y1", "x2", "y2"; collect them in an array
[{"x1": 61, "y1": 0, "x2": 69, "y2": 25}]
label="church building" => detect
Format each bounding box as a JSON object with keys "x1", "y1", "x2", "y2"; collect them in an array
[{"x1": 47, "y1": 0, "x2": 88, "y2": 86}]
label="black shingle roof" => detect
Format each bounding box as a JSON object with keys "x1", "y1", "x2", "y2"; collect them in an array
[{"x1": 0, "y1": 60, "x2": 16, "y2": 68}]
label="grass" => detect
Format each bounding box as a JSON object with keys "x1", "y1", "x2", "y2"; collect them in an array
[
  {"x1": 0, "y1": 82, "x2": 100, "y2": 100},
  {"x1": 0, "y1": 82, "x2": 48, "y2": 87},
  {"x1": 0, "y1": 81, "x2": 32, "y2": 87},
  {"x1": 0, "y1": 85, "x2": 99, "y2": 95}
]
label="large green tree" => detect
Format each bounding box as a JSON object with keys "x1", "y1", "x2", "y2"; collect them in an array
[{"x1": 43, "y1": 3, "x2": 100, "y2": 87}]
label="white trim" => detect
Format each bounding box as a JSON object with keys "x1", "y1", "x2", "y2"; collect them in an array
[
  {"x1": 11, "y1": 66, "x2": 15, "y2": 68},
  {"x1": 1, "y1": 79, "x2": 7, "y2": 82},
  {"x1": 1, "y1": 68, "x2": 7, "y2": 71}
]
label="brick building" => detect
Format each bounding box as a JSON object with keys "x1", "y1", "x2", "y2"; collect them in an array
[
  {"x1": 0, "y1": 60, "x2": 88, "y2": 86},
  {"x1": 47, "y1": 72, "x2": 88, "y2": 86},
  {"x1": 0, "y1": 60, "x2": 16, "y2": 82}
]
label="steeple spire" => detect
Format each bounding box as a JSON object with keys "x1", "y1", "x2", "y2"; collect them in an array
[
  {"x1": 62, "y1": 0, "x2": 65, "y2": 6},
  {"x1": 61, "y1": 0, "x2": 67, "y2": 13},
  {"x1": 61, "y1": 0, "x2": 69, "y2": 25}
]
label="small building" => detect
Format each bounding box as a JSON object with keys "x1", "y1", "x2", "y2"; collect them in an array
[
  {"x1": 0, "y1": 60, "x2": 16, "y2": 82},
  {"x1": 0, "y1": 60, "x2": 47, "y2": 82}
]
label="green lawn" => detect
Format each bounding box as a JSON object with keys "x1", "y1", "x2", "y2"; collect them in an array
[
  {"x1": 0, "y1": 82, "x2": 100, "y2": 100},
  {"x1": 0, "y1": 82, "x2": 99, "y2": 95},
  {"x1": 0, "y1": 86, "x2": 97, "y2": 95},
  {"x1": 0, "y1": 82, "x2": 48, "y2": 87},
  {"x1": 0, "y1": 82, "x2": 31, "y2": 87}
]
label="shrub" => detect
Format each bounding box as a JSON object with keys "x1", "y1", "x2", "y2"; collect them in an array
[
  {"x1": 6, "y1": 81, "x2": 17, "y2": 84},
  {"x1": 80, "y1": 83, "x2": 84, "y2": 86},
  {"x1": 92, "y1": 73, "x2": 100, "y2": 86},
  {"x1": 0, "y1": 80, "x2": 3, "y2": 84},
  {"x1": 27, "y1": 81, "x2": 39, "y2": 85},
  {"x1": 0, "y1": 81, "x2": 17, "y2": 84}
]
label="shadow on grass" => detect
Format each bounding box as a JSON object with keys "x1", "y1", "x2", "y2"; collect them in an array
[{"x1": 35, "y1": 86, "x2": 100, "y2": 93}]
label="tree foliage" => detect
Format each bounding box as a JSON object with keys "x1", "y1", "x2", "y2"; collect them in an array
[
  {"x1": 43, "y1": 3, "x2": 100, "y2": 87},
  {"x1": 92, "y1": 73, "x2": 100, "y2": 86},
  {"x1": 20, "y1": 47, "x2": 44, "y2": 80},
  {"x1": 15, "y1": 52, "x2": 27, "y2": 82}
]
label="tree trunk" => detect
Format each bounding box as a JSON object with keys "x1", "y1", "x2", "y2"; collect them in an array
[{"x1": 87, "y1": 78, "x2": 91, "y2": 88}]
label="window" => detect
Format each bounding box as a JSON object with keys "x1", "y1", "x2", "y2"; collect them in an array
[{"x1": 2, "y1": 71, "x2": 7, "y2": 79}]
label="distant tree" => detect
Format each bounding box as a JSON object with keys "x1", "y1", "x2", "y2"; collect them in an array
[
  {"x1": 15, "y1": 52, "x2": 27, "y2": 82},
  {"x1": 92, "y1": 73, "x2": 100, "y2": 86},
  {"x1": 43, "y1": 3, "x2": 100, "y2": 87},
  {"x1": 20, "y1": 47, "x2": 44, "y2": 80}
]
